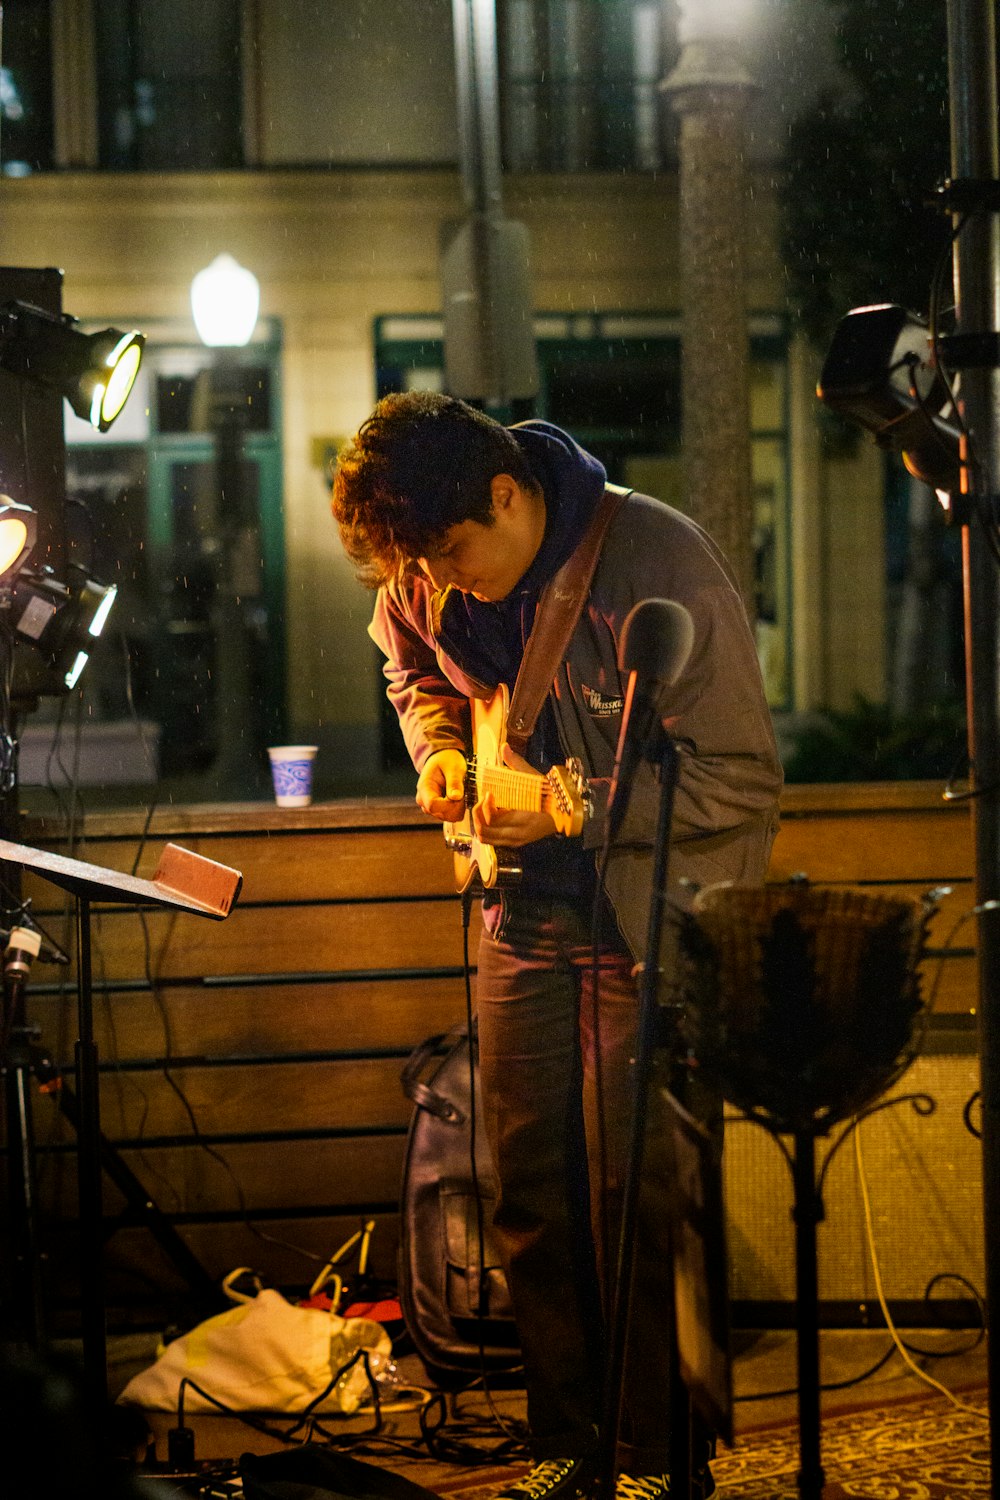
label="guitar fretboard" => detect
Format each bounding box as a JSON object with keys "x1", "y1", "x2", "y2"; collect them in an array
[{"x1": 477, "y1": 766, "x2": 546, "y2": 812}]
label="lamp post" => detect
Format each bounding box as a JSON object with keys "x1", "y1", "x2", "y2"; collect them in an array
[
  {"x1": 190, "y1": 254, "x2": 263, "y2": 795},
  {"x1": 662, "y1": 1, "x2": 757, "y2": 612}
]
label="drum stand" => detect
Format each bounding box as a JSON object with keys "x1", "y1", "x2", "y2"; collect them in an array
[
  {"x1": 754, "y1": 1093, "x2": 935, "y2": 1500},
  {"x1": 681, "y1": 882, "x2": 929, "y2": 1500}
]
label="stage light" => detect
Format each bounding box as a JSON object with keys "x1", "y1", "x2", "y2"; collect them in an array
[
  {"x1": 0, "y1": 498, "x2": 36, "y2": 579},
  {"x1": 10, "y1": 564, "x2": 118, "y2": 691},
  {"x1": 0, "y1": 301, "x2": 145, "y2": 432},
  {"x1": 817, "y1": 303, "x2": 962, "y2": 492}
]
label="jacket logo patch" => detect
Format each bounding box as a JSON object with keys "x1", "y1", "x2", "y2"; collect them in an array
[{"x1": 581, "y1": 684, "x2": 624, "y2": 717}]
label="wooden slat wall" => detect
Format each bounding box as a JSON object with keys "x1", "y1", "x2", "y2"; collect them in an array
[
  {"x1": 8, "y1": 801, "x2": 476, "y2": 1328},
  {"x1": 770, "y1": 781, "x2": 977, "y2": 1021},
  {"x1": 1, "y1": 782, "x2": 979, "y2": 1330}
]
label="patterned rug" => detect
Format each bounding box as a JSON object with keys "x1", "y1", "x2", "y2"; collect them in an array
[{"x1": 430, "y1": 1389, "x2": 992, "y2": 1500}]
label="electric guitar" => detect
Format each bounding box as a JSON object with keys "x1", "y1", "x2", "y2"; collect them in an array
[{"x1": 443, "y1": 684, "x2": 591, "y2": 893}]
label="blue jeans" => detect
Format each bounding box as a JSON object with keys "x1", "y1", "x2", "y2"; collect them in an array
[{"x1": 477, "y1": 894, "x2": 679, "y2": 1473}]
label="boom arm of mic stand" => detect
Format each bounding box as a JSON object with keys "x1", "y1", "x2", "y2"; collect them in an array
[{"x1": 596, "y1": 733, "x2": 692, "y2": 1500}]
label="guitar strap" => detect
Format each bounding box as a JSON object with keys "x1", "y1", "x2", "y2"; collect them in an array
[{"x1": 505, "y1": 482, "x2": 631, "y2": 757}]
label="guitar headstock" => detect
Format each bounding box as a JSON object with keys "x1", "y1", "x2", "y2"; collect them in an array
[{"x1": 545, "y1": 758, "x2": 590, "y2": 837}]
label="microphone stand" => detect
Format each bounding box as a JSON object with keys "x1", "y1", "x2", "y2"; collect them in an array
[{"x1": 596, "y1": 730, "x2": 693, "y2": 1500}]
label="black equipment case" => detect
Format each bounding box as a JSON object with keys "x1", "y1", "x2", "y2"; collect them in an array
[{"x1": 398, "y1": 1025, "x2": 521, "y2": 1380}]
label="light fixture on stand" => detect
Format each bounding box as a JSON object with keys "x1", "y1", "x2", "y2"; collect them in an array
[
  {"x1": 0, "y1": 301, "x2": 145, "y2": 433},
  {"x1": 0, "y1": 276, "x2": 144, "y2": 1368},
  {"x1": 817, "y1": 303, "x2": 962, "y2": 495},
  {"x1": 9, "y1": 564, "x2": 118, "y2": 691}
]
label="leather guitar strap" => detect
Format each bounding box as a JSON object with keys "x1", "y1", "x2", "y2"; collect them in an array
[{"x1": 505, "y1": 482, "x2": 631, "y2": 757}]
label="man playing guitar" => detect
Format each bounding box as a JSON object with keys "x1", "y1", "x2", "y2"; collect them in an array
[{"x1": 332, "y1": 392, "x2": 782, "y2": 1500}]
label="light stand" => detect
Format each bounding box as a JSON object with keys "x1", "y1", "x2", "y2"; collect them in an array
[
  {"x1": 945, "y1": 6, "x2": 1000, "y2": 1488},
  {"x1": 821, "y1": 10, "x2": 1000, "y2": 1486}
]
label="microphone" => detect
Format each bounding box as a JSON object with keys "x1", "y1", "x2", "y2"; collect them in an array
[
  {"x1": 0, "y1": 925, "x2": 70, "y2": 966},
  {"x1": 606, "y1": 599, "x2": 695, "y2": 843},
  {"x1": 4, "y1": 925, "x2": 42, "y2": 981}
]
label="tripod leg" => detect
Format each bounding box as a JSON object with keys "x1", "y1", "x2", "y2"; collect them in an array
[
  {"x1": 45, "y1": 1069, "x2": 220, "y2": 1315},
  {"x1": 3, "y1": 1046, "x2": 46, "y2": 1345}
]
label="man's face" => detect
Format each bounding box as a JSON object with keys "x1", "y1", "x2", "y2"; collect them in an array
[{"x1": 418, "y1": 474, "x2": 545, "y2": 602}]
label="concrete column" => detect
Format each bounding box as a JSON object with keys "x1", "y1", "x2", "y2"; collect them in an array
[{"x1": 662, "y1": 11, "x2": 757, "y2": 611}]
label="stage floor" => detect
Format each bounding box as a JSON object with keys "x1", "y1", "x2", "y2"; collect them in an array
[{"x1": 100, "y1": 1326, "x2": 989, "y2": 1487}]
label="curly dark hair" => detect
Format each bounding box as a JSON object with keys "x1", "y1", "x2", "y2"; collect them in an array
[{"x1": 331, "y1": 391, "x2": 537, "y2": 588}]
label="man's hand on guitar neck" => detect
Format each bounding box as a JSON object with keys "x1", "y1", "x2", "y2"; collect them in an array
[
  {"x1": 416, "y1": 748, "x2": 468, "y2": 822},
  {"x1": 472, "y1": 743, "x2": 559, "y2": 849}
]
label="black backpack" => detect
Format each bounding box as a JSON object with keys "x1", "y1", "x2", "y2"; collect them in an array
[{"x1": 398, "y1": 1025, "x2": 521, "y2": 1381}]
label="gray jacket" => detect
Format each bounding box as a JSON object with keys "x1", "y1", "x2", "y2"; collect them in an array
[{"x1": 370, "y1": 488, "x2": 783, "y2": 962}]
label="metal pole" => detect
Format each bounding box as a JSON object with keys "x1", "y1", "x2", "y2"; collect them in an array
[
  {"x1": 946, "y1": 2, "x2": 1000, "y2": 1488},
  {"x1": 444, "y1": 0, "x2": 537, "y2": 405},
  {"x1": 451, "y1": 0, "x2": 504, "y2": 216}
]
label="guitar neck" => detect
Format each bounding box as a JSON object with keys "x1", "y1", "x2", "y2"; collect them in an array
[{"x1": 478, "y1": 765, "x2": 549, "y2": 813}]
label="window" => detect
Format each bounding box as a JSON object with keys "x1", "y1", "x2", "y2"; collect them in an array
[
  {"x1": 94, "y1": 0, "x2": 243, "y2": 169},
  {"x1": 0, "y1": 0, "x2": 54, "y2": 174},
  {"x1": 499, "y1": 0, "x2": 670, "y2": 171}
]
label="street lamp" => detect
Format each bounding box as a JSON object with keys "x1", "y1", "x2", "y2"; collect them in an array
[
  {"x1": 191, "y1": 253, "x2": 261, "y2": 349},
  {"x1": 662, "y1": 0, "x2": 757, "y2": 610},
  {"x1": 190, "y1": 254, "x2": 262, "y2": 794}
]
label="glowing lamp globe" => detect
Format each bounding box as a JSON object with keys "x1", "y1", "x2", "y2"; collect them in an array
[{"x1": 190, "y1": 254, "x2": 260, "y2": 348}]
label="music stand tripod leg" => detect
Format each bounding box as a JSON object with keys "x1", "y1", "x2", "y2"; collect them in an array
[{"x1": 42, "y1": 1066, "x2": 221, "y2": 1315}]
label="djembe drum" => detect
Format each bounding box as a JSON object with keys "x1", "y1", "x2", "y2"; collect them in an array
[{"x1": 678, "y1": 881, "x2": 930, "y2": 1500}]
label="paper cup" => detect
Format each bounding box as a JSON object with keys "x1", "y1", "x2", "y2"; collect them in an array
[{"x1": 268, "y1": 745, "x2": 318, "y2": 807}]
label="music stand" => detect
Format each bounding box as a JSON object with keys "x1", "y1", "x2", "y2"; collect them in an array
[{"x1": 0, "y1": 837, "x2": 242, "y2": 1403}]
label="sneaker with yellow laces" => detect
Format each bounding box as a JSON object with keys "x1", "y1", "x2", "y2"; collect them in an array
[{"x1": 494, "y1": 1458, "x2": 594, "y2": 1500}]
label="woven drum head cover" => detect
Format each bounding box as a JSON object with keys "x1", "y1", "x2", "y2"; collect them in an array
[{"x1": 679, "y1": 884, "x2": 928, "y2": 1133}]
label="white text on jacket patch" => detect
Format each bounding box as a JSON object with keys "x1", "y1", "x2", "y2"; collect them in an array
[{"x1": 581, "y1": 684, "x2": 625, "y2": 717}]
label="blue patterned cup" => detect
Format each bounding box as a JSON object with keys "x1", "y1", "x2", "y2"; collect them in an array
[{"x1": 268, "y1": 745, "x2": 318, "y2": 806}]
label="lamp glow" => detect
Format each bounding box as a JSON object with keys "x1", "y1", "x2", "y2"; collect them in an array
[
  {"x1": 191, "y1": 254, "x2": 260, "y2": 348},
  {"x1": 0, "y1": 498, "x2": 36, "y2": 579}
]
